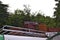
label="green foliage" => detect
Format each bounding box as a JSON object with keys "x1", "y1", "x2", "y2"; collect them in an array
[
  {"x1": 7, "y1": 10, "x2": 25, "y2": 27},
  {"x1": 54, "y1": 1, "x2": 60, "y2": 27},
  {"x1": 0, "y1": 1, "x2": 9, "y2": 26},
  {"x1": 6, "y1": 9, "x2": 56, "y2": 28},
  {"x1": 0, "y1": 1, "x2": 56, "y2": 28}
]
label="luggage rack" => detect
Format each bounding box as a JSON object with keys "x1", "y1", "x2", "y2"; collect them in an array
[{"x1": 0, "y1": 25, "x2": 47, "y2": 38}]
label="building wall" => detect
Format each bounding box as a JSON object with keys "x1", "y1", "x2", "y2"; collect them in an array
[
  {"x1": 48, "y1": 28, "x2": 60, "y2": 32},
  {"x1": 38, "y1": 24, "x2": 47, "y2": 32},
  {"x1": 38, "y1": 23, "x2": 60, "y2": 32}
]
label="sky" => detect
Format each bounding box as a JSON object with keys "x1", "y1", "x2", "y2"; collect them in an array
[{"x1": 0, "y1": 0, "x2": 56, "y2": 17}]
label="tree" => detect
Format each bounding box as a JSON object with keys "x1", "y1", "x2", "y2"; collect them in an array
[
  {"x1": 23, "y1": 5, "x2": 31, "y2": 21},
  {"x1": 45, "y1": 16, "x2": 56, "y2": 28},
  {"x1": 7, "y1": 9, "x2": 25, "y2": 27},
  {"x1": 0, "y1": 1, "x2": 9, "y2": 26},
  {"x1": 35, "y1": 12, "x2": 44, "y2": 23},
  {"x1": 54, "y1": 0, "x2": 60, "y2": 27}
]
